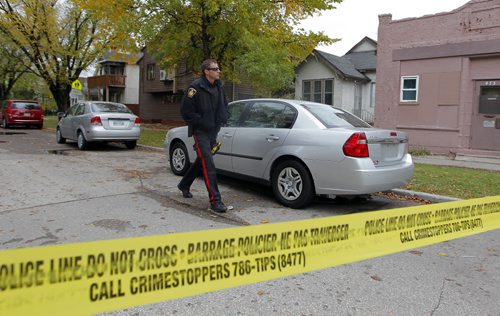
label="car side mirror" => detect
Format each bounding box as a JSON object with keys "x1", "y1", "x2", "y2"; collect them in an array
[{"x1": 57, "y1": 112, "x2": 65, "y2": 121}]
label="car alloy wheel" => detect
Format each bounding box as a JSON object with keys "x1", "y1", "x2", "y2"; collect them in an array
[
  {"x1": 77, "y1": 131, "x2": 88, "y2": 150},
  {"x1": 56, "y1": 128, "x2": 66, "y2": 144},
  {"x1": 170, "y1": 142, "x2": 189, "y2": 175},
  {"x1": 272, "y1": 160, "x2": 314, "y2": 209}
]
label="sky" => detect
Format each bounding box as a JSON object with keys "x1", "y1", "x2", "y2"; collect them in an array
[{"x1": 299, "y1": 0, "x2": 470, "y2": 56}]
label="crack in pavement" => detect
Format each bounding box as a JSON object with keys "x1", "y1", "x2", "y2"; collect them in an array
[{"x1": 430, "y1": 278, "x2": 447, "y2": 316}]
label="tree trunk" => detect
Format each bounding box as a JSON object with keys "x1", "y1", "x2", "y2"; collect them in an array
[
  {"x1": 0, "y1": 85, "x2": 6, "y2": 100},
  {"x1": 49, "y1": 83, "x2": 72, "y2": 112}
]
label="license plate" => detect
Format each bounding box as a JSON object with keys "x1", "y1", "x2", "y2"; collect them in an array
[
  {"x1": 382, "y1": 144, "x2": 399, "y2": 158},
  {"x1": 24, "y1": 113, "x2": 31, "y2": 117},
  {"x1": 111, "y1": 120, "x2": 126, "y2": 127}
]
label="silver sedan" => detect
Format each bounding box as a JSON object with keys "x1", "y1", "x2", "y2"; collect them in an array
[
  {"x1": 56, "y1": 101, "x2": 141, "y2": 150},
  {"x1": 165, "y1": 99, "x2": 414, "y2": 208}
]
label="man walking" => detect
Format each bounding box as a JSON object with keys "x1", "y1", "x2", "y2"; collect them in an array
[{"x1": 177, "y1": 59, "x2": 229, "y2": 213}]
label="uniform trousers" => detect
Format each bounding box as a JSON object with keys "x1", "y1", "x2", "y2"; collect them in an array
[{"x1": 178, "y1": 129, "x2": 221, "y2": 205}]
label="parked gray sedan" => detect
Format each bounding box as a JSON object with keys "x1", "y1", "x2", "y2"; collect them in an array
[
  {"x1": 56, "y1": 101, "x2": 141, "y2": 150},
  {"x1": 165, "y1": 99, "x2": 414, "y2": 208}
]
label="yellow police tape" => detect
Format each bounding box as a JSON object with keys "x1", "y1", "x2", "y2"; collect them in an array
[{"x1": 1, "y1": 196, "x2": 499, "y2": 315}]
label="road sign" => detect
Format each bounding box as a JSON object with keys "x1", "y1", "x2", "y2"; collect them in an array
[{"x1": 71, "y1": 79, "x2": 83, "y2": 91}]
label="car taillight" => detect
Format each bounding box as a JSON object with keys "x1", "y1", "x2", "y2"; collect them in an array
[
  {"x1": 134, "y1": 117, "x2": 141, "y2": 127},
  {"x1": 90, "y1": 116, "x2": 102, "y2": 125},
  {"x1": 343, "y1": 132, "x2": 369, "y2": 158}
]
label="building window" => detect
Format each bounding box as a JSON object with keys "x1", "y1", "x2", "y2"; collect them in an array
[
  {"x1": 302, "y1": 79, "x2": 334, "y2": 105},
  {"x1": 400, "y1": 76, "x2": 419, "y2": 102},
  {"x1": 303, "y1": 81, "x2": 311, "y2": 101},
  {"x1": 147, "y1": 64, "x2": 155, "y2": 80},
  {"x1": 325, "y1": 80, "x2": 333, "y2": 105}
]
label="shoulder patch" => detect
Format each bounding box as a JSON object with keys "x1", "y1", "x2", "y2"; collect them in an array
[{"x1": 187, "y1": 88, "x2": 197, "y2": 98}]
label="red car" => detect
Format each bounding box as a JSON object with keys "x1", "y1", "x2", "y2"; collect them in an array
[{"x1": 0, "y1": 99, "x2": 44, "y2": 129}]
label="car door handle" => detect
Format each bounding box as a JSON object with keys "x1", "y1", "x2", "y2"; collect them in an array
[
  {"x1": 222, "y1": 133, "x2": 233, "y2": 138},
  {"x1": 266, "y1": 135, "x2": 280, "y2": 142}
]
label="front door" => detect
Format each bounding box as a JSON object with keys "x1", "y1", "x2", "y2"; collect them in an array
[{"x1": 471, "y1": 81, "x2": 500, "y2": 151}]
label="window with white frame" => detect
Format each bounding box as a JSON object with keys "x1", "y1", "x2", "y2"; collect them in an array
[
  {"x1": 400, "y1": 76, "x2": 419, "y2": 102},
  {"x1": 302, "y1": 79, "x2": 334, "y2": 105}
]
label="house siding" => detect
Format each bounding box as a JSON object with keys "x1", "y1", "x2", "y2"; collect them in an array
[
  {"x1": 124, "y1": 65, "x2": 140, "y2": 104},
  {"x1": 376, "y1": 0, "x2": 500, "y2": 154},
  {"x1": 138, "y1": 49, "x2": 257, "y2": 123},
  {"x1": 295, "y1": 40, "x2": 377, "y2": 123}
]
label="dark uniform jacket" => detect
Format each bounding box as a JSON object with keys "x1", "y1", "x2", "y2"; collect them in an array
[{"x1": 181, "y1": 76, "x2": 228, "y2": 136}]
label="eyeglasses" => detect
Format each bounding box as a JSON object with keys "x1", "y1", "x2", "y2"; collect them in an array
[{"x1": 207, "y1": 67, "x2": 220, "y2": 71}]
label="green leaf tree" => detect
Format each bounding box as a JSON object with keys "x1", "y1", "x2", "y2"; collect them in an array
[
  {"x1": 0, "y1": 0, "x2": 134, "y2": 111},
  {"x1": 0, "y1": 37, "x2": 27, "y2": 100},
  {"x1": 123, "y1": 0, "x2": 341, "y2": 95}
]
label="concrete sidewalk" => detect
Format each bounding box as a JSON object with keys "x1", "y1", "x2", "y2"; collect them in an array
[{"x1": 413, "y1": 155, "x2": 500, "y2": 171}]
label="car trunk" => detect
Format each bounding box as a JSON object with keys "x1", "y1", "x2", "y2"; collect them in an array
[
  {"x1": 364, "y1": 129, "x2": 409, "y2": 167},
  {"x1": 100, "y1": 114, "x2": 135, "y2": 130}
]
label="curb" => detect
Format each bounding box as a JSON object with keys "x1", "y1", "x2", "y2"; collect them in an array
[
  {"x1": 138, "y1": 144, "x2": 164, "y2": 152},
  {"x1": 390, "y1": 189, "x2": 462, "y2": 203}
]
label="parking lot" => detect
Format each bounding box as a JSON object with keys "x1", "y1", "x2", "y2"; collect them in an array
[{"x1": 1, "y1": 128, "x2": 499, "y2": 315}]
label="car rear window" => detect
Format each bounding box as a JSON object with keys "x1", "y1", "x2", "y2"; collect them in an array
[
  {"x1": 12, "y1": 102, "x2": 40, "y2": 110},
  {"x1": 300, "y1": 103, "x2": 372, "y2": 128},
  {"x1": 91, "y1": 102, "x2": 132, "y2": 113}
]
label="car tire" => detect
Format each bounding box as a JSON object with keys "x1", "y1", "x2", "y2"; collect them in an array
[
  {"x1": 77, "y1": 131, "x2": 89, "y2": 150},
  {"x1": 125, "y1": 140, "x2": 137, "y2": 149},
  {"x1": 56, "y1": 128, "x2": 66, "y2": 144},
  {"x1": 169, "y1": 142, "x2": 190, "y2": 176},
  {"x1": 36, "y1": 124, "x2": 43, "y2": 129},
  {"x1": 2, "y1": 118, "x2": 9, "y2": 129},
  {"x1": 271, "y1": 160, "x2": 314, "y2": 209}
]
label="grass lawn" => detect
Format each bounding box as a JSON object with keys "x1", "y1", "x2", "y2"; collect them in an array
[
  {"x1": 404, "y1": 164, "x2": 500, "y2": 199},
  {"x1": 138, "y1": 128, "x2": 167, "y2": 147},
  {"x1": 43, "y1": 116, "x2": 499, "y2": 199}
]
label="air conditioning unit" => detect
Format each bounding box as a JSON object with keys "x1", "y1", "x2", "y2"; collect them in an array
[
  {"x1": 159, "y1": 70, "x2": 167, "y2": 81},
  {"x1": 159, "y1": 69, "x2": 175, "y2": 81}
]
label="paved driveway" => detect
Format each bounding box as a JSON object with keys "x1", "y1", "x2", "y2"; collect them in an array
[{"x1": 1, "y1": 128, "x2": 498, "y2": 315}]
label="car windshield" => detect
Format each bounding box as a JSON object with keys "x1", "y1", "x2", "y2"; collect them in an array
[
  {"x1": 12, "y1": 102, "x2": 40, "y2": 110},
  {"x1": 91, "y1": 102, "x2": 131, "y2": 114},
  {"x1": 300, "y1": 103, "x2": 372, "y2": 128}
]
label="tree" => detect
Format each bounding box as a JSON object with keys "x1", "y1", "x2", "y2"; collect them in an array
[
  {"x1": 0, "y1": 0, "x2": 132, "y2": 111},
  {"x1": 82, "y1": 0, "x2": 341, "y2": 95},
  {"x1": 0, "y1": 37, "x2": 26, "y2": 100}
]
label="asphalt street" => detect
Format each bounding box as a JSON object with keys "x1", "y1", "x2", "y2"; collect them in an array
[{"x1": 0, "y1": 128, "x2": 498, "y2": 316}]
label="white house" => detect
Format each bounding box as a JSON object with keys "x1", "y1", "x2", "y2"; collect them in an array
[
  {"x1": 87, "y1": 50, "x2": 143, "y2": 114},
  {"x1": 295, "y1": 37, "x2": 377, "y2": 123}
]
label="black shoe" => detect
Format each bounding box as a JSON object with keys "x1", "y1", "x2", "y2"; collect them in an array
[
  {"x1": 177, "y1": 184, "x2": 193, "y2": 198},
  {"x1": 209, "y1": 201, "x2": 227, "y2": 213}
]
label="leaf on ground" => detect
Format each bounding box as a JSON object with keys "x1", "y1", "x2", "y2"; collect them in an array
[
  {"x1": 370, "y1": 275, "x2": 383, "y2": 281},
  {"x1": 409, "y1": 250, "x2": 423, "y2": 256},
  {"x1": 260, "y1": 219, "x2": 269, "y2": 224},
  {"x1": 438, "y1": 252, "x2": 449, "y2": 257},
  {"x1": 257, "y1": 290, "x2": 266, "y2": 296}
]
